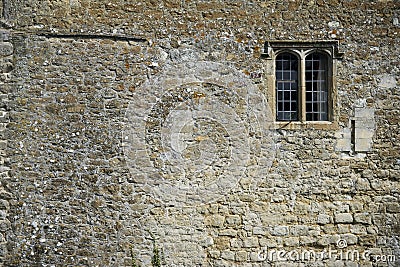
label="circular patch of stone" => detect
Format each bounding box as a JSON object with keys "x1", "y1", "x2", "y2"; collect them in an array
[{"x1": 123, "y1": 59, "x2": 276, "y2": 207}]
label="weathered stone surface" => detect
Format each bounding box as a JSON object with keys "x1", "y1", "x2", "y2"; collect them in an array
[
  {"x1": 1, "y1": 0, "x2": 400, "y2": 266},
  {"x1": 386, "y1": 202, "x2": 400, "y2": 213},
  {"x1": 335, "y1": 213, "x2": 354, "y2": 224},
  {"x1": 341, "y1": 233, "x2": 358, "y2": 245},
  {"x1": 284, "y1": 236, "x2": 300, "y2": 247},
  {"x1": 242, "y1": 236, "x2": 259, "y2": 248},
  {"x1": 219, "y1": 229, "x2": 237, "y2": 237},
  {"x1": 235, "y1": 250, "x2": 247, "y2": 262},
  {"x1": 220, "y1": 250, "x2": 235, "y2": 261},
  {"x1": 225, "y1": 215, "x2": 241, "y2": 226},
  {"x1": 0, "y1": 219, "x2": 10, "y2": 231},
  {"x1": 0, "y1": 43, "x2": 12, "y2": 56},
  {"x1": 317, "y1": 214, "x2": 331, "y2": 225},
  {"x1": 271, "y1": 226, "x2": 289, "y2": 236},
  {"x1": 205, "y1": 214, "x2": 225, "y2": 228},
  {"x1": 354, "y1": 213, "x2": 372, "y2": 225}
]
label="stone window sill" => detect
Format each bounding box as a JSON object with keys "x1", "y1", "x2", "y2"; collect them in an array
[{"x1": 274, "y1": 121, "x2": 339, "y2": 130}]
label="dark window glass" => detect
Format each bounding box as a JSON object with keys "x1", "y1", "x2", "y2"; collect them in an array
[
  {"x1": 305, "y1": 52, "x2": 329, "y2": 121},
  {"x1": 276, "y1": 53, "x2": 299, "y2": 121}
]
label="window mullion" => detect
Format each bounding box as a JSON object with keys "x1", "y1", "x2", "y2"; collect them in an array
[{"x1": 300, "y1": 56, "x2": 306, "y2": 122}]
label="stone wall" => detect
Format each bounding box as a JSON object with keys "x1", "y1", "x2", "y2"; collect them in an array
[
  {"x1": 0, "y1": 15, "x2": 14, "y2": 266},
  {"x1": 1, "y1": 0, "x2": 400, "y2": 266}
]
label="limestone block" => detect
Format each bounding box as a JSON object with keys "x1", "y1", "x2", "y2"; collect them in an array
[
  {"x1": 290, "y1": 225, "x2": 309, "y2": 236},
  {"x1": 335, "y1": 128, "x2": 351, "y2": 152},
  {"x1": 355, "y1": 128, "x2": 375, "y2": 139},
  {"x1": 318, "y1": 234, "x2": 340, "y2": 247},
  {"x1": 355, "y1": 119, "x2": 375, "y2": 129},
  {"x1": 344, "y1": 262, "x2": 362, "y2": 267},
  {"x1": 378, "y1": 74, "x2": 397, "y2": 88},
  {"x1": 253, "y1": 226, "x2": 266, "y2": 235},
  {"x1": 317, "y1": 214, "x2": 331, "y2": 225},
  {"x1": 366, "y1": 226, "x2": 378, "y2": 235},
  {"x1": 271, "y1": 226, "x2": 288, "y2": 236},
  {"x1": 243, "y1": 236, "x2": 259, "y2": 248},
  {"x1": 261, "y1": 215, "x2": 284, "y2": 225},
  {"x1": 0, "y1": 31, "x2": 10, "y2": 42},
  {"x1": 249, "y1": 251, "x2": 263, "y2": 262},
  {"x1": 323, "y1": 224, "x2": 338, "y2": 234},
  {"x1": 208, "y1": 250, "x2": 220, "y2": 259},
  {"x1": 354, "y1": 108, "x2": 375, "y2": 119},
  {"x1": 205, "y1": 214, "x2": 225, "y2": 227},
  {"x1": 354, "y1": 213, "x2": 372, "y2": 224},
  {"x1": 355, "y1": 178, "x2": 372, "y2": 191},
  {"x1": 358, "y1": 235, "x2": 376, "y2": 246},
  {"x1": 221, "y1": 250, "x2": 235, "y2": 261},
  {"x1": 336, "y1": 204, "x2": 350, "y2": 213},
  {"x1": 284, "y1": 237, "x2": 299, "y2": 247},
  {"x1": 300, "y1": 236, "x2": 316, "y2": 245},
  {"x1": 350, "y1": 225, "x2": 368, "y2": 235},
  {"x1": 215, "y1": 236, "x2": 231, "y2": 250},
  {"x1": 335, "y1": 213, "x2": 353, "y2": 223},
  {"x1": 355, "y1": 138, "x2": 372, "y2": 152},
  {"x1": 209, "y1": 204, "x2": 219, "y2": 214},
  {"x1": 230, "y1": 238, "x2": 242, "y2": 248},
  {"x1": 386, "y1": 202, "x2": 400, "y2": 213},
  {"x1": 259, "y1": 237, "x2": 281, "y2": 247},
  {"x1": 225, "y1": 215, "x2": 241, "y2": 226},
  {"x1": 337, "y1": 224, "x2": 350, "y2": 234},
  {"x1": 201, "y1": 236, "x2": 214, "y2": 247},
  {"x1": 326, "y1": 261, "x2": 345, "y2": 267},
  {"x1": 0, "y1": 219, "x2": 10, "y2": 232},
  {"x1": 0, "y1": 200, "x2": 9, "y2": 211},
  {"x1": 0, "y1": 43, "x2": 12, "y2": 57},
  {"x1": 235, "y1": 251, "x2": 248, "y2": 262},
  {"x1": 336, "y1": 137, "x2": 351, "y2": 152},
  {"x1": 219, "y1": 229, "x2": 237, "y2": 237},
  {"x1": 340, "y1": 233, "x2": 358, "y2": 245},
  {"x1": 317, "y1": 235, "x2": 331, "y2": 246}
]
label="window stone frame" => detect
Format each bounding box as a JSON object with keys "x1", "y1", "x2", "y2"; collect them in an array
[{"x1": 262, "y1": 40, "x2": 343, "y2": 130}]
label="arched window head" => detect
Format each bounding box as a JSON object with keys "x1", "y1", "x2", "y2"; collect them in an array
[
  {"x1": 276, "y1": 52, "x2": 299, "y2": 121},
  {"x1": 305, "y1": 52, "x2": 328, "y2": 121}
]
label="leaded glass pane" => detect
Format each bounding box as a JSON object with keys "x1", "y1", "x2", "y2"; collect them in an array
[
  {"x1": 276, "y1": 53, "x2": 299, "y2": 121},
  {"x1": 305, "y1": 52, "x2": 328, "y2": 121}
]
